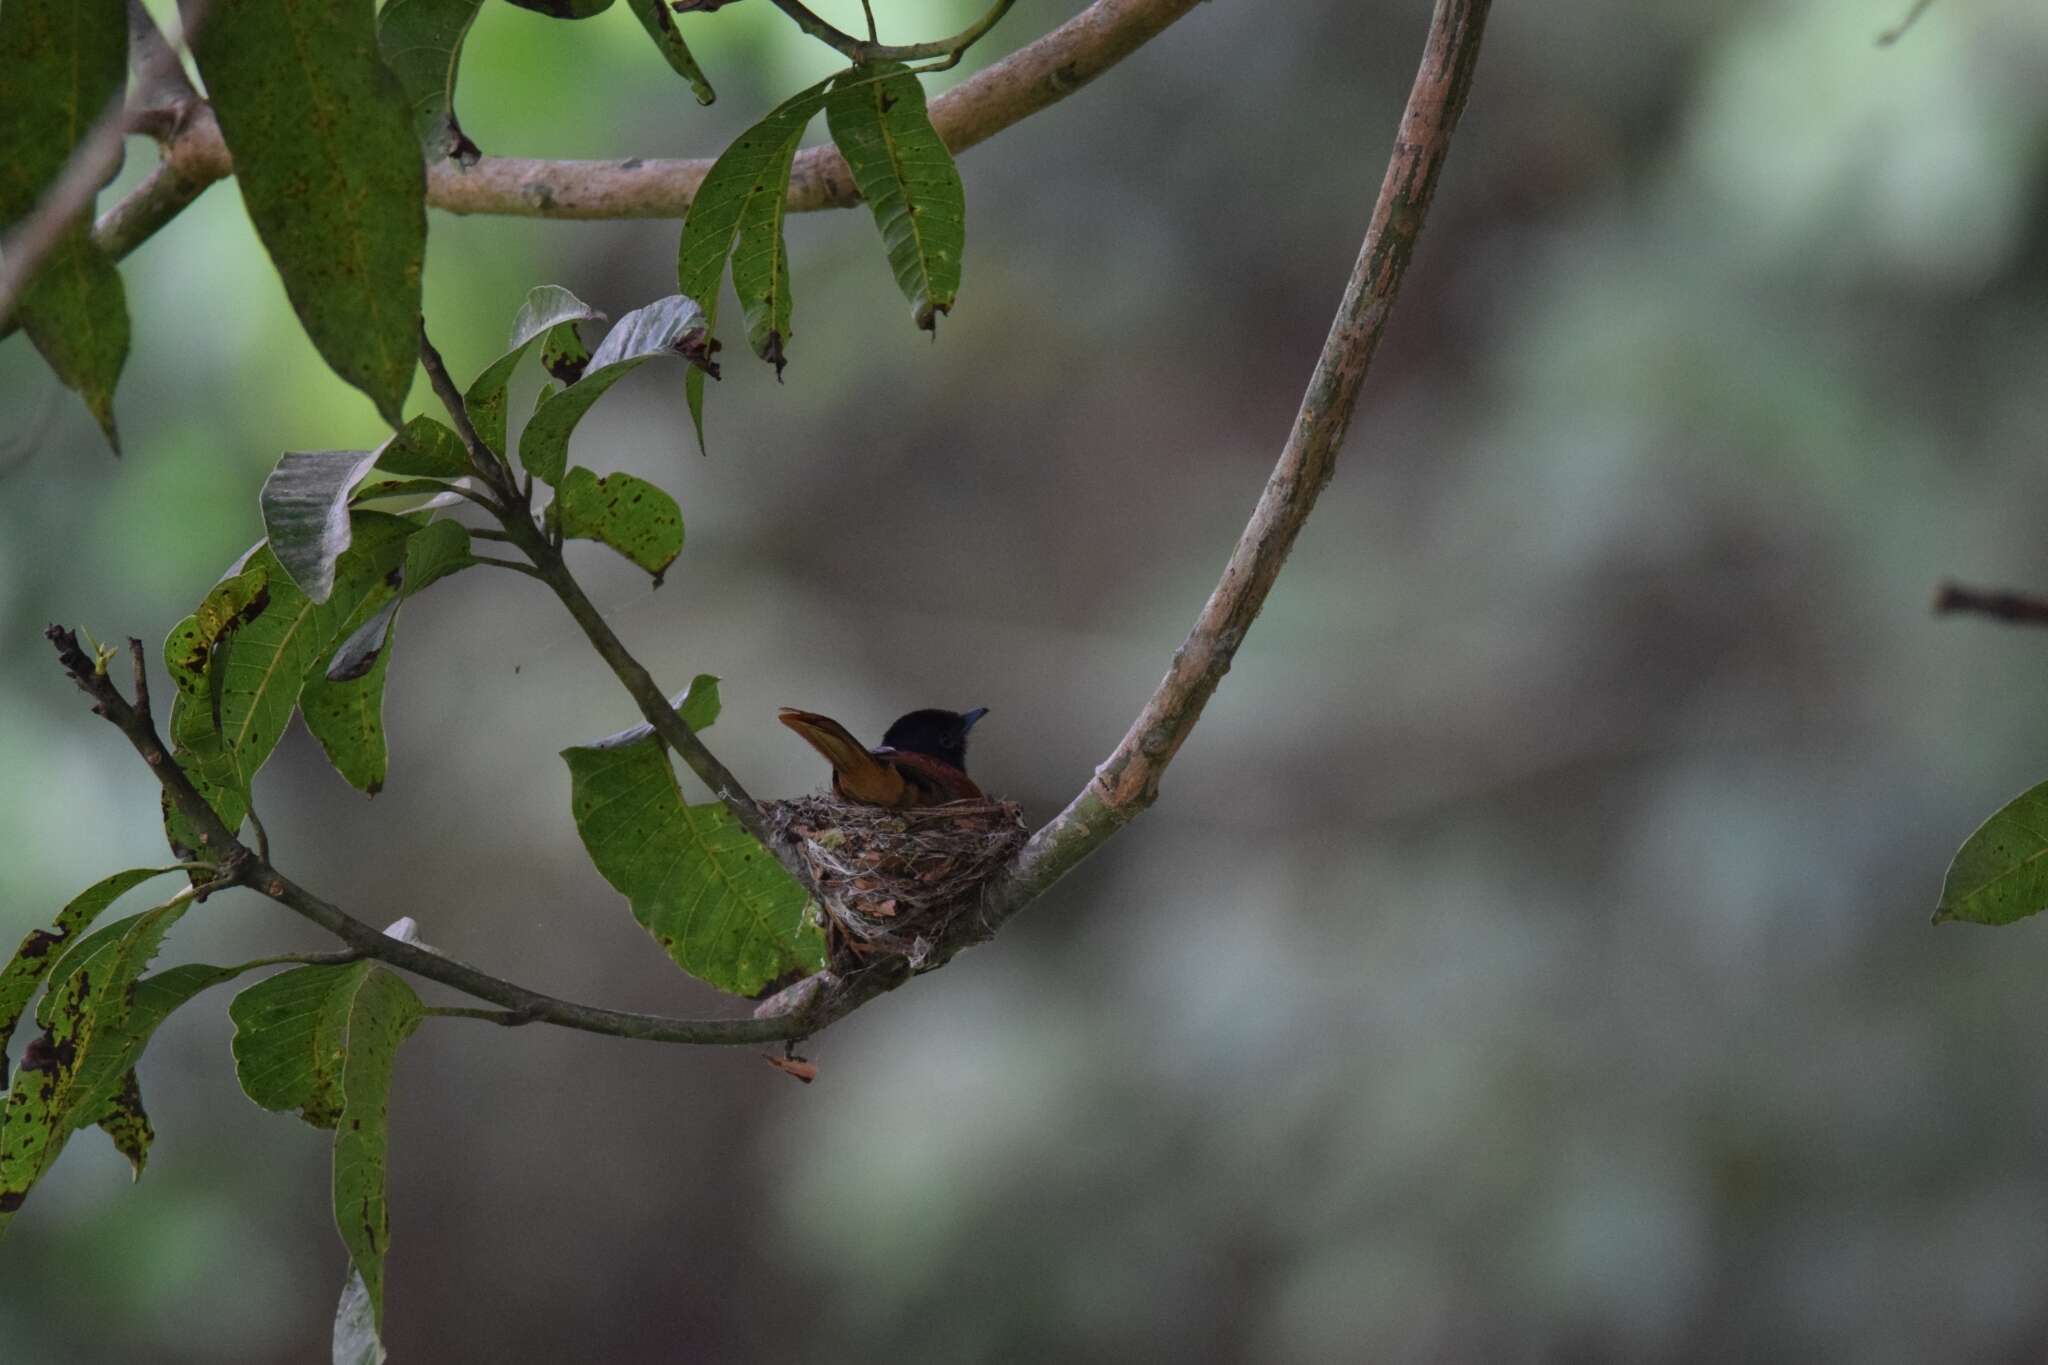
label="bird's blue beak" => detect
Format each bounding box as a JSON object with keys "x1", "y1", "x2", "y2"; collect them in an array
[{"x1": 961, "y1": 707, "x2": 989, "y2": 731}]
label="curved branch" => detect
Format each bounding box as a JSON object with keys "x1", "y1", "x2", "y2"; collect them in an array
[{"x1": 967, "y1": 0, "x2": 1495, "y2": 942}]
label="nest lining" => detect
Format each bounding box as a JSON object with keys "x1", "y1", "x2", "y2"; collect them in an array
[{"x1": 765, "y1": 795, "x2": 1027, "y2": 967}]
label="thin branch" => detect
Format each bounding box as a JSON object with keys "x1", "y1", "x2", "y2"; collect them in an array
[
  {"x1": 46, "y1": 625, "x2": 848, "y2": 1046},
  {"x1": 415, "y1": 331, "x2": 787, "y2": 868},
  {"x1": 859, "y1": 0, "x2": 879, "y2": 44},
  {"x1": 224, "y1": 948, "x2": 362, "y2": 974},
  {"x1": 418, "y1": 324, "x2": 518, "y2": 495},
  {"x1": 470, "y1": 553, "x2": 546, "y2": 580},
  {"x1": 1877, "y1": 0, "x2": 1937, "y2": 45},
  {"x1": 767, "y1": 0, "x2": 1015, "y2": 65},
  {"x1": 1932, "y1": 581, "x2": 2048, "y2": 627},
  {"x1": 959, "y1": 0, "x2": 1495, "y2": 947}
]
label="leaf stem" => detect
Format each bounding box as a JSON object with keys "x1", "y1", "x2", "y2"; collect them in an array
[{"x1": 767, "y1": 0, "x2": 1014, "y2": 64}]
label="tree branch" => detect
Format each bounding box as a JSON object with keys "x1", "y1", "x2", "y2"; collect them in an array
[
  {"x1": 961, "y1": 0, "x2": 1495, "y2": 946},
  {"x1": 1933, "y1": 581, "x2": 2048, "y2": 627},
  {"x1": 44, "y1": 626, "x2": 862, "y2": 1045},
  {"x1": 411, "y1": 329, "x2": 806, "y2": 886},
  {"x1": 52, "y1": 0, "x2": 1202, "y2": 275}
]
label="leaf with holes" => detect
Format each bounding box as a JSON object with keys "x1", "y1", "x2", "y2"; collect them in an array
[
  {"x1": 376, "y1": 0, "x2": 485, "y2": 164},
  {"x1": 94, "y1": 1069, "x2": 152, "y2": 1180},
  {"x1": 519, "y1": 295, "x2": 708, "y2": 485},
  {"x1": 676, "y1": 78, "x2": 832, "y2": 449},
  {"x1": 1936, "y1": 779, "x2": 2048, "y2": 925},
  {"x1": 624, "y1": 0, "x2": 714, "y2": 105},
  {"x1": 546, "y1": 468, "x2": 683, "y2": 581},
  {"x1": 0, "y1": 0, "x2": 130, "y2": 448},
  {"x1": 466, "y1": 285, "x2": 606, "y2": 459},
  {"x1": 826, "y1": 62, "x2": 964, "y2": 331},
  {"x1": 563, "y1": 728, "x2": 820, "y2": 996},
  {"x1": 193, "y1": 0, "x2": 426, "y2": 424}
]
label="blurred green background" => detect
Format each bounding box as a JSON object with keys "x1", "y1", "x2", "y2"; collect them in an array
[{"x1": 7, "y1": 0, "x2": 2048, "y2": 1359}]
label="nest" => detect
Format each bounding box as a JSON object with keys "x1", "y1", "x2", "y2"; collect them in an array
[{"x1": 765, "y1": 795, "x2": 1027, "y2": 968}]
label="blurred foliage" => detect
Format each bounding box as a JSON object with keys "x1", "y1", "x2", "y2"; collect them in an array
[{"x1": 7, "y1": 0, "x2": 2048, "y2": 1361}]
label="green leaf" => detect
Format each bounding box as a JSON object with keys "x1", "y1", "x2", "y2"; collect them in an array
[
  {"x1": 373, "y1": 414, "x2": 469, "y2": 479},
  {"x1": 465, "y1": 285, "x2": 605, "y2": 459},
  {"x1": 545, "y1": 467, "x2": 683, "y2": 581},
  {"x1": 301, "y1": 603, "x2": 401, "y2": 795},
  {"x1": 0, "y1": 0, "x2": 131, "y2": 448},
  {"x1": 301, "y1": 517, "x2": 472, "y2": 795},
  {"x1": 230, "y1": 963, "x2": 421, "y2": 1334},
  {"x1": 158, "y1": 514, "x2": 419, "y2": 854},
  {"x1": 397, "y1": 516, "x2": 474, "y2": 596},
  {"x1": 676, "y1": 78, "x2": 832, "y2": 449},
  {"x1": 375, "y1": 0, "x2": 485, "y2": 164},
  {"x1": 0, "y1": 894, "x2": 207, "y2": 1232},
  {"x1": 503, "y1": 0, "x2": 613, "y2": 15},
  {"x1": 519, "y1": 295, "x2": 708, "y2": 485},
  {"x1": 677, "y1": 672, "x2": 721, "y2": 732},
  {"x1": 562, "y1": 729, "x2": 821, "y2": 996},
  {"x1": 1936, "y1": 779, "x2": 2048, "y2": 925},
  {"x1": 192, "y1": 0, "x2": 426, "y2": 424},
  {"x1": 0, "y1": 868, "x2": 181, "y2": 1079},
  {"x1": 624, "y1": 0, "x2": 714, "y2": 106},
  {"x1": 825, "y1": 62, "x2": 964, "y2": 331},
  {"x1": 334, "y1": 1267, "x2": 388, "y2": 1365},
  {"x1": 331, "y1": 967, "x2": 420, "y2": 1340},
  {"x1": 93, "y1": 1069, "x2": 152, "y2": 1180},
  {"x1": 261, "y1": 450, "x2": 385, "y2": 603}
]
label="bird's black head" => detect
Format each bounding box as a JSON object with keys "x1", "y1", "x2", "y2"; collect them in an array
[{"x1": 881, "y1": 707, "x2": 988, "y2": 771}]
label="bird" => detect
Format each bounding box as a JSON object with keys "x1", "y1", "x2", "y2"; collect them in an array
[{"x1": 778, "y1": 706, "x2": 988, "y2": 807}]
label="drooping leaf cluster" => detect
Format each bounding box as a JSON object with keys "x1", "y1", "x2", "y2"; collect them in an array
[{"x1": 1, "y1": 1, "x2": 975, "y2": 455}]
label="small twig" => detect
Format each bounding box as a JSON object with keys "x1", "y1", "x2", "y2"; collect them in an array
[
  {"x1": 423, "y1": 1004, "x2": 541, "y2": 1025},
  {"x1": 418, "y1": 325, "x2": 517, "y2": 494},
  {"x1": 245, "y1": 804, "x2": 271, "y2": 863},
  {"x1": 767, "y1": 0, "x2": 1014, "y2": 64},
  {"x1": 860, "y1": 0, "x2": 879, "y2": 44},
  {"x1": 419, "y1": 332, "x2": 815, "y2": 887},
  {"x1": 1877, "y1": 0, "x2": 1936, "y2": 45},
  {"x1": 224, "y1": 948, "x2": 362, "y2": 974},
  {"x1": 471, "y1": 553, "x2": 546, "y2": 580},
  {"x1": 126, "y1": 637, "x2": 151, "y2": 720},
  {"x1": 1932, "y1": 581, "x2": 2048, "y2": 627}
]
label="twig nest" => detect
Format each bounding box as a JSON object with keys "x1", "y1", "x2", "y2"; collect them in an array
[{"x1": 765, "y1": 795, "x2": 1026, "y2": 968}]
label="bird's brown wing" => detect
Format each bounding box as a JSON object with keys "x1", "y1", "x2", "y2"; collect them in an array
[
  {"x1": 778, "y1": 708, "x2": 907, "y2": 806},
  {"x1": 880, "y1": 749, "x2": 984, "y2": 805}
]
